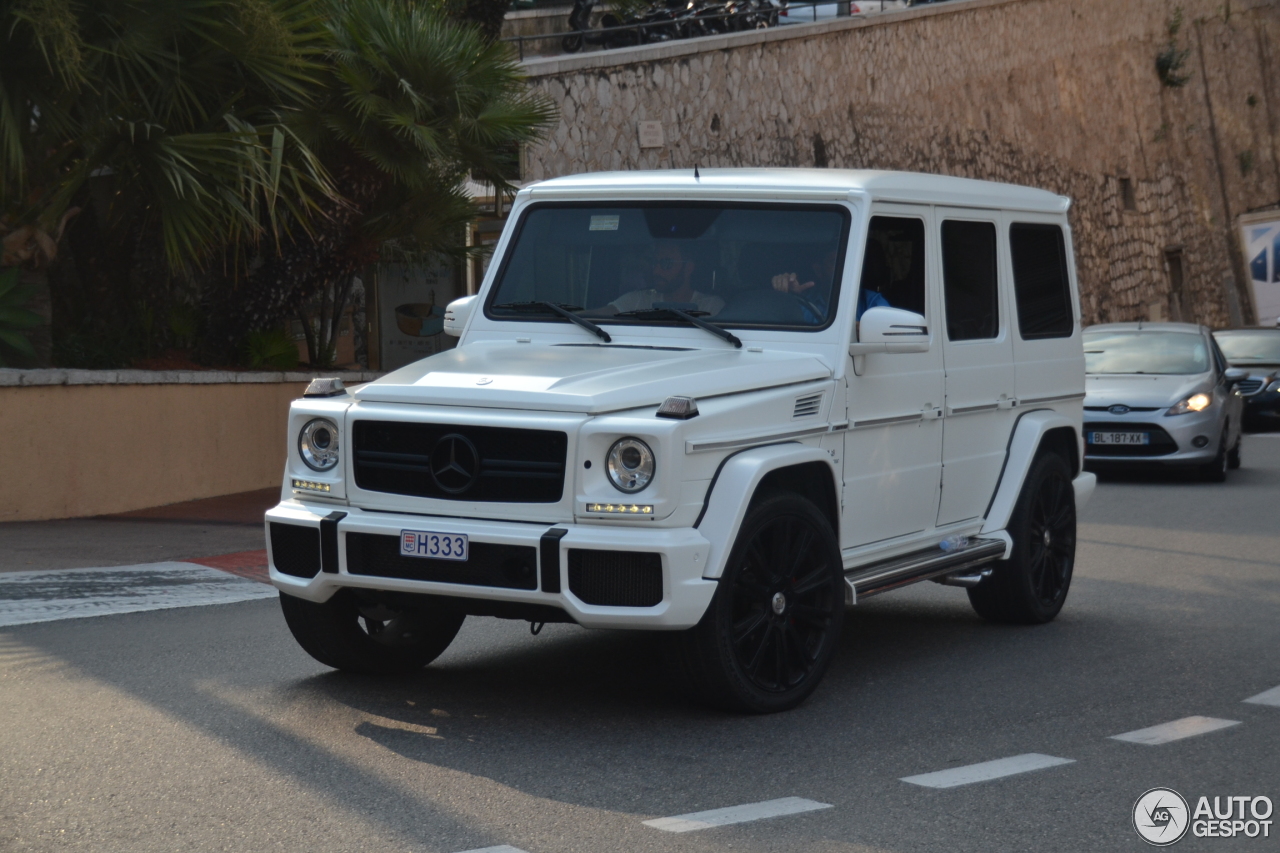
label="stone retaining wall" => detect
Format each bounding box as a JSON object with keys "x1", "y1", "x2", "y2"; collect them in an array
[{"x1": 519, "y1": 0, "x2": 1280, "y2": 327}]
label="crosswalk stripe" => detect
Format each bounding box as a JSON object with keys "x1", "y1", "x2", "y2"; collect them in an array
[
  {"x1": 0, "y1": 563, "x2": 276, "y2": 627},
  {"x1": 900, "y1": 753, "x2": 1075, "y2": 788},
  {"x1": 1244, "y1": 685, "x2": 1280, "y2": 707},
  {"x1": 643, "y1": 797, "x2": 832, "y2": 832},
  {"x1": 1109, "y1": 716, "x2": 1240, "y2": 745}
]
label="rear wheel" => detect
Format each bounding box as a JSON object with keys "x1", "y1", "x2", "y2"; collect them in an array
[
  {"x1": 677, "y1": 492, "x2": 844, "y2": 713},
  {"x1": 968, "y1": 453, "x2": 1076, "y2": 624},
  {"x1": 280, "y1": 589, "x2": 465, "y2": 675}
]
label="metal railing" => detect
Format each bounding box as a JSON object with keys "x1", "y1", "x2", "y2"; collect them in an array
[{"x1": 502, "y1": 0, "x2": 863, "y2": 60}]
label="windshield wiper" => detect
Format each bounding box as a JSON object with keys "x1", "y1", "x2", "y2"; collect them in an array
[
  {"x1": 614, "y1": 307, "x2": 742, "y2": 349},
  {"x1": 491, "y1": 301, "x2": 611, "y2": 343}
]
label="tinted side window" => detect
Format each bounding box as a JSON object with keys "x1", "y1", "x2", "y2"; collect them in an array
[
  {"x1": 863, "y1": 216, "x2": 926, "y2": 317},
  {"x1": 1009, "y1": 223, "x2": 1074, "y2": 339},
  {"x1": 941, "y1": 220, "x2": 999, "y2": 340}
]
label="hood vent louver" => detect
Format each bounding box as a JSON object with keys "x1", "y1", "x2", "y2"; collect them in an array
[{"x1": 793, "y1": 393, "x2": 823, "y2": 419}]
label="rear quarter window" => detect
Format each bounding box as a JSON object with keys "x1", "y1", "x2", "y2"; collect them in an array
[{"x1": 1009, "y1": 223, "x2": 1074, "y2": 340}]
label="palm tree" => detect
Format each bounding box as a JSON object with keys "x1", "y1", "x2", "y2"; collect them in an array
[
  {"x1": 0, "y1": 0, "x2": 335, "y2": 364},
  {"x1": 206, "y1": 0, "x2": 555, "y2": 364}
]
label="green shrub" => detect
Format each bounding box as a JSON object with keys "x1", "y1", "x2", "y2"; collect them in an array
[
  {"x1": 243, "y1": 328, "x2": 300, "y2": 370},
  {"x1": 0, "y1": 268, "x2": 41, "y2": 366}
]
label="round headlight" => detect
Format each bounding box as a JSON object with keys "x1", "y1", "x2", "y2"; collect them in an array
[
  {"x1": 299, "y1": 418, "x2": 340, "y2": 471},
  {"x1": 606, "y1": 437, "x2": 655, "y2": 493}
]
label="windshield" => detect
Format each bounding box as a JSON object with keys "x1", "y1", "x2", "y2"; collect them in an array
[
  {"x1": 486, "y1": 203, "x2": 850, "y2": 329},
  {"x1": 1083, "y1": 331, "x2": 1210, "y2": 375},
  {"x1": 1215, "y1": 331, "x2": 1280, "y2": 363}
]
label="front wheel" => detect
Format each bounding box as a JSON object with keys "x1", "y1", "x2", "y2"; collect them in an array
[
  {"x1": 677, "y1": 492, "x2": 844, "y2": 713},
  {"x1": 1198, "y1": 430, "x2": 1228, "y2": 482},
  {"x1": 280, "y1": 590, "x2": 465, "y2": 675},
  {"x1": 968, "y1": 453, "x2": 1076, "y2": 624}
]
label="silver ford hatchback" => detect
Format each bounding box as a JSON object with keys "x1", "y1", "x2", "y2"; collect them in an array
[{"x1": 1082, "y1": 322, "x2": 1245, "y2": 481}]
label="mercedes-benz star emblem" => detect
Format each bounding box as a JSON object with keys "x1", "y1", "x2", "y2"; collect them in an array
[
  {"x1": 1109, "y1": 404, "x2": 1132, "y2": 415},
  {"x1": 429, "y1": 433, "x2": 480, "y2": 494}
]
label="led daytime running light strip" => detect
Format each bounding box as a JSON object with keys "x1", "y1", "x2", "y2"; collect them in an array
[
  {"x1": 292, "y1": 479, "x2": 332, "y2": 493},
  {"x1": 587, "y1": 502, "x2": 653, "y2": 514}
]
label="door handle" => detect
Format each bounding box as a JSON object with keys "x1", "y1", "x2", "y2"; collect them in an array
[{"x1": 923, "y1": 405, "x2": 943, "y2": 419}]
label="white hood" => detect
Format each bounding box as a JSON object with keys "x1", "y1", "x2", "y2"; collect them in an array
[
  {"x1": 1084, "y1": 372, "x2": 1212, "y2": 408},
  {"x1": 355, "y1": 341, "x2": 832, "y2": 413}
]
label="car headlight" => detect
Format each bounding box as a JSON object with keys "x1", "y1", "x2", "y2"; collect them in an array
[
  {"x1": 1268, "y1": 379, "x2": 1280, "y2": 393},
  {"x1": 299, "y1": 418, "x2": 340, "y2": 471},
  {"x1": 1165, "y1": 393, "x2": 1212, "y2": 416},
  {"x1": 606, "y1": 437, "x2": 655, "y2": 493}
]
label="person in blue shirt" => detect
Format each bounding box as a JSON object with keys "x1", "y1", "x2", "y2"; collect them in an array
[{"x1": 771, "y1": 248, "x2": 889, "y2": 323}]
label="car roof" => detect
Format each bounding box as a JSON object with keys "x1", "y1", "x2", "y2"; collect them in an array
[
  {"x1": 1213, "y1": 327, "x2": 1280, "y2": 334},
  {"x1": 1084, "y1": 322, "x2": 1206, "y2": 335},
  {"x1": 522, "y1": 169, "x2": 1071, "y2": 214}
]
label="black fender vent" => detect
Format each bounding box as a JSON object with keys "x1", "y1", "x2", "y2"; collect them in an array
[
  {"x1": 345, "y1": 532, "x2": 537, "y2": 590},
  {"x1": 270, "y1": 523, "x2": 321, "y2": 578},
  {"x1": 567, "y1": 550, "x2": 663, "y2": 607}
]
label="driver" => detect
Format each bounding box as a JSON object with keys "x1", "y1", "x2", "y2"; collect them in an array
[
  {"x1": 771, "y1": 248, "x2": 889, "y2": 321},
  {"x1": 605, "y1": 242, "x2": 725, "y2": 316}
]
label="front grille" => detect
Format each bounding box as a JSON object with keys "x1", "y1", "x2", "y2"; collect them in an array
[
  {"x1": 1237, "y1": 378, "x2": 1264, "y2": 395},
  {"x1": 353, "y1": 421, "x2": 568, "y2": 503},
  {"x1": 568, "y1": 550, "x2": 663, "y2": 607},
  {"x1": 1083, "y1": 421, "x2": 1179, "y2": 457},
  {"x1": 270, "y1": 523, "x2": 321, "y2": 578},
  {"x1": 345, "y1": 532, "x2": 538, "y2": 590},
  {"x1": 1084, "y1": 405, "x2": 1160, "y2": 412},
  {"x1": 793, "y1": 393, "x2": 822, "y2": 418}
]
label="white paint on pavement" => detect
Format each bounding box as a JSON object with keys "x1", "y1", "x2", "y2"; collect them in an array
[
  {"x1": 643, "y1": 797, "x2": 832, "y2": 832},
  {"x1": 1109, "y1": 715, "x2": 1240, "y2": 745},
  {"x1": 0, "y1": 563, "x2": 276, "y2": 627},
  {"x1": 456, "y1": 847, "x2": 530, "y2": 853},
  {"x1": 900, "y1": 753, "x2": 1075, "y2": 789},
  {"x1": 1244, "y1": 686, "x2": 1280, "y2": 707}
]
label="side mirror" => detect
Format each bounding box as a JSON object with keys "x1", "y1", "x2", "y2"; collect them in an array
[
  {"x1": 1224, "y1": 367, "x2": 1248, "y2": 387},
  {"x1": 848, "y1": 307, "x2": 929, "y2": 376},
  {"x1": 443, "y1": 295, "x2": 478, "y2": 337}
]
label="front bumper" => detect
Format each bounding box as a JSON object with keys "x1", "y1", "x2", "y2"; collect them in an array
[
  {"x1": 265, "y1": 500, "x2": 717, "y2": 630},
  {"x1": 1082, "y1": 409, "x2": 1222, "y2": 465}
]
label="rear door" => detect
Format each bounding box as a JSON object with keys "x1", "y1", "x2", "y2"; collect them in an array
[{"x1": 936, "y1": 209, "x2": 1017, "y2": 525}]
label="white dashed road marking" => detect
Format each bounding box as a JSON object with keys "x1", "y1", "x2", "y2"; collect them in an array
[
  {"x1": 643, "y1": 797, "x2": 833, "y2": 832},
  {"x1": 1109, "y1": 715, "x2": 1241, "y2": 745},
  {"x1": 1244, "y1": 685, "x2": 1280, "y2": 707},
  {"x1": 456, "y1": 846, "x2": 529, "y2": 853},
  {"x1": 0, "y1": 563, "x2": 276, "y2": 627},
  {"x1": 900, "y1": 753, "x2": 1076, "y2": 789}
]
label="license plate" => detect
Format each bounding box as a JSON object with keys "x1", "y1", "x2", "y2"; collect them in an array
[
  {"x1": 1088, "y1": 431, "x2": 1150, "y2": 445},
  {"x1": 400, "y1": 530, "x2": 469, "y2": 561}
]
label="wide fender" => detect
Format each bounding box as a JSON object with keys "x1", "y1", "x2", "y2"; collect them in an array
[
  {"x1": 696, "y1": 443, "x2": 839, "y2": 580},
  {"x1": 980, "y1": 409, "x2": 1080, "y2": 535}
]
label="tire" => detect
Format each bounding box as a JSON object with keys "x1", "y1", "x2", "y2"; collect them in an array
[
  {"x1": 968, "y1": 453, "x2": 1076, "y2": 625},
  {"x1": 280, "y1": 589, "x2": 465, "y2": 675},
  {"x1": 1227, "y1": 435, "x2": 1241, "y2": 470},
  {"x1": 677, "y1": 492, "x2": 844, "y2": 713},
  {"x1": 1198, "y1": 431, "x2": 1228, "y2": 482}
]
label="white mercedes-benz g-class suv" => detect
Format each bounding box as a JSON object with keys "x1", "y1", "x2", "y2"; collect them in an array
[{"x1": 267, "y1": 169, "x2": 1096, "y2": 713}]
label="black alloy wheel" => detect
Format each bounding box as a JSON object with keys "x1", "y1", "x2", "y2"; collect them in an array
[
  {"x1": 968, "y1": 453, "x2": 1076, "y2": 624},
  {"x1": 280, "y1": 589, "x2": 465, "y2": 675},
  {"x1": 678, "y1": 492, "x2": 844, "y2": 713}
]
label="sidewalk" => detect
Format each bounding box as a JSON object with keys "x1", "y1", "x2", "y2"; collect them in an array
[{"x1": 0, "y1": 488, "x2": 277, "y2": 574}]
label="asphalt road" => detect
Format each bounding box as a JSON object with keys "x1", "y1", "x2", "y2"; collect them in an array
[{"x1": 2, "y1": 440, "x2": 1279, "y2": 852}]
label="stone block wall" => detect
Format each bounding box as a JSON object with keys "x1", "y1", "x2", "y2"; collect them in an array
[{"x1": 519, "y1": 0, "x2": 1280, "y2": 328}]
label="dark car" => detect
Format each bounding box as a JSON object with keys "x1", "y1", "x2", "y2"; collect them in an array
[{"x1": 1213, "y1": 328, "x2": 1280, "y2": 430}]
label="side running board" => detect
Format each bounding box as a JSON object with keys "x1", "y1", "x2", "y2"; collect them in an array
[{"x1": 843, "y1": 538, "x2": 1007, "y2": 604}]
